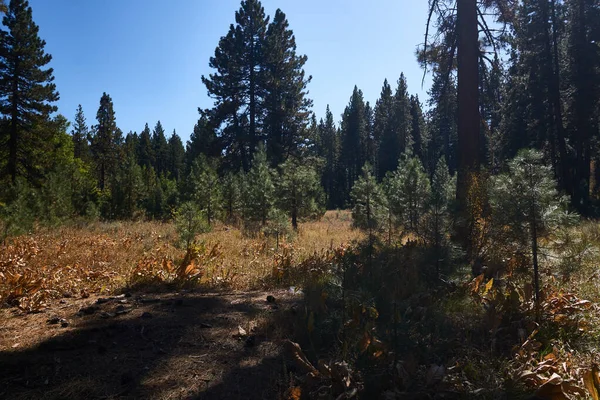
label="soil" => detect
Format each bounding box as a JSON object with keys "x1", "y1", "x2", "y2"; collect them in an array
[{"x1": 0, "y1": 289, "x2": 301, "y2": 400}]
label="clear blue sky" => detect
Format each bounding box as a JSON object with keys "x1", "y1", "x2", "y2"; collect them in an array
[{"x1": 29, "y1": 0, "x2": 431, "y2": 142}]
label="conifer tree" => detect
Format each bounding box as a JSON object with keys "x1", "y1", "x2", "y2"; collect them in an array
[
  {"x1": 222, "y1": 171, "x2": 243, "y2": 222},
  {"x1": 202, "y1": 0, "x2": 269, "y2": 171},
  {"x1": 340, "y1": 86, "x2": 367, "y2": 203},
  {"x1": 71, "y1": 104, "x2": 89, "y2": 161},
  {"x1": 137, "y1": 123, "x2": 154, "y2": 169},
  {"x1": 111, "y1": 152, "x2": 144, "y2": 219},
  {"x1": 386, "y1": 152, "x2": 431, "y2": 238},
  {"x1": 189, "y1": 156, "x2": 221, "y2": 226},
  {"x1": 90, "y1": 92, "x2": 119, "y2": 190},
  {"x1": 186, "y1": 111, "x2": 219, "y2": 168},
  {"x1": 167, "y1": 130, "x2": 185, "y2": 181},
  {"x1": 409, "y1": 95, "x2": 427, "y2": 164},
  {"x1": 0, "y1": 0, "x2": 59, "y2": 184},
  {"x1": 374, "y1": 79, "x2": 394, "y2": 179},
  {"x1": 424, "y1": 157, "x2": 455, "y2": 275},
  {"x1": 152, "y1": 120, "x2": 169, "y2": 175},
  {"x1": 277, "y1": 157, "x2": 323, "y2": 230},
  {"x1": 350, "y1": 163, "x2": 387, "y2": 242},
  {"x1": 243, "y1": 145, "x2": 275, "y2": 226},
  {"x1": 317, "y1": 105, "x2": 340, "y2": 209},
  {"x1": 489, "y1": 149, "x2": 575, "y2": 319},
  {"x1": 263, "y1": 9, "x2": 312, "y2": 166}
]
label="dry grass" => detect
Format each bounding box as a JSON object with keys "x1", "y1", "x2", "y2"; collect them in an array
[{"x1": 0, "y1": 210, "x2": 361, "y2": 312}]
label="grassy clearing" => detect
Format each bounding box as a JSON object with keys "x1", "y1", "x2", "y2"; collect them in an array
[{"x1": 0, "y1": 210, "x2": 361, "y2": 312}]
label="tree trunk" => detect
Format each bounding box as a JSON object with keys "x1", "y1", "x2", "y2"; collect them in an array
[
  {"x1": 456, "y1": 0, "x2": 480, "y2": 251},
  {"x1": 9, "y1": 66, "x2": 19, "y2": 184},
  {"x1": 549, "y1": 0, "x2": 570, "y2": 196}
]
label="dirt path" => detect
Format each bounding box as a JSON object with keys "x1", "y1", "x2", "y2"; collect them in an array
[{"x1": 0, "y1": 289, "x2": 301, "y2": 400}]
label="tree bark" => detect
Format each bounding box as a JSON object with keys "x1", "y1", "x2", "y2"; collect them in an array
[{"x1": 456, "y1": 0, "x2": 480, "y2": 254}]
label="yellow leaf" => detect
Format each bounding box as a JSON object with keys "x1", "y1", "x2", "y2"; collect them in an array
[{"x1": 483, "y1": 278, "x2": 494, "y2": 295}]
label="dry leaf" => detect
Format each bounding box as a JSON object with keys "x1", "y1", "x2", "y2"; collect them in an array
[
  {"x1": 584, "y1": 366, "x2": 600, "y2": 400},
  {"x1": 284, "y1": 340, "x2": 317, "y2": 375}
]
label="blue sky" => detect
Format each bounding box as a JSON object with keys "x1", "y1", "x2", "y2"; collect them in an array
[{"x1": 29, "y1": 0, "x2": 431, "y2": 142}]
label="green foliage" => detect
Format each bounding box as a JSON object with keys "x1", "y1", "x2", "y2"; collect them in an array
[
  {"x1": 221, "y1": 171, "x2": 243, "y2": 222},
  {"x1": 263, "y1": 8, "x2": 313, "y2": 166},
  {"x1": 189, "y1": 155, "x2": 221, "y2": 225},
  {"x1": 0, "y1": 0, "x2": 59, "y2": 184},
  {"x1": 350, "y1": 164, "x2": 387, "y2": 235},
  {"x1": 0, "y1": 179, "x2": 38, "y2": 242},
  {"x1": 174, "y1": 201, "x2": 210, "y2": 250},
  {"x1": 385, "y1": 152, "x2": 431, "y2": 237},
  {"x1": 277, "y1": 157, "x2": 324, "y2": 229},
  {"x1": 489, "y1": 149, "x2": 575, "y2": 252},
  {"x1": 243, "y1": 146, "x2": 276, "y2": 226},
  {"x1": 90, "y1": 93, "x2": 120, "y2": 190},
  {"x1": 264, "y1": 208, "x2": 293, "y2": 244},
  {"x1": 422, "y1": 156, "x2": 455, "y2": 248},
  {"x1": 110, "y1": 153, "x2": 144, "y2": 219},
  {"x1": 317, "y1": 105, "x2": 341, "y2": 209},
  {"x1": 167, "y1": 130, "x2": 185, "y2": 181},
  {"x1": 152, "y1": 120, "x2": 169, "y2": 175}
]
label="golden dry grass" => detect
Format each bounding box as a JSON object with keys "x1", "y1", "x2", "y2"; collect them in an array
[{"x1": 0, "y1": 211, "x2": 361, "y2": 311}]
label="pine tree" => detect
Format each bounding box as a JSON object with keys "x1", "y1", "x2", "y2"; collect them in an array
[
  {"x1": 222, "y1": 171, "x2": 243, "y2": 222},
  {"x1": 427, "y1": 73, "x2": 458, "y2": 177},
  {"x1": 202, "y1": 0, "x2": 269, "y2": 171},
  {"x1": 152, "y1": 121, "x2": 169, "y2": 176},
  {"x1": 386, "y1": 152, "x2": 431, "y2": 238},
  {"x1": 0, "y1": 0, "x2": 59, "y2": 184},
  {"x1": 377, "y1": 74, "x2": 411, "y2": 178},
  {"x1": 374, "y1": 79, "x2": 394, "y2": 179},
  {"x1": 111, "y1": 151, "x2": 143, "y2": 219},
  {"x1": 350, "y1": 163, "x2": 387, "y2": 242},
  {"x1": 489, "y1": 149, "x2": 575, "y2": 319},
  {"x1": 186, "y1": 111, "x2": 219, "y2": 169},
  {"x1": 189, "y1": 156, "x2": 222, "y2": 226},
  {"x1": 90, "y1": 92, "x2": 119, "y2": 190},
  {"x1": 263, "y1": 9, "x2": 312, "y2": 166},
  {"x1": 424, "y1": 157, "x2": 455, "y2": 275},
  {"x1": 277, "y1": 156, "x2": 323, "y2": 230},
  {"x1": 243, "y1": 145, "x2": 275, "y2": 226},
  {"x1": 340, "y1": 86, "x2": 367, "y2": 204},
  {"x1": 409, "y1": 95, "x2": 428, "y2": 165},
  {"x1": 364, "y1": 101, "x2": 375, "y2": 167},
  {"x1": 317, "y1": 105, "x2": 340, "y2": 209},
  {"x1": 167, "y1": 130, "x2": 185, "y2": 181},
  {"x1": 137, "y1": 123, "x2": 154, "y2": 169},
  {"x1": 71, "y1": 104, "x2": 89, "y2": 161}
]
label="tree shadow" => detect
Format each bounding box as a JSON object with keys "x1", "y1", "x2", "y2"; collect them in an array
[{"x1": 0, "y1": 291, "x2": 298, "y2": 400}]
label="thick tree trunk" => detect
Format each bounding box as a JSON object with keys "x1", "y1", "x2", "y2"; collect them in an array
[
  {"x1": 9, "y1": 67, "x2": 19, "y2": 184},
  {"x1": 456, "y1": 0, "x2": 480, "y2": 254},
  {"x1": 456, "y1": 0, "x2": 480, "y2": 205}
]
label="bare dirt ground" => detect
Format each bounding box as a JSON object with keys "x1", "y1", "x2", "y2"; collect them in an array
[{"x1": 0, "y1": 288, "x2": 301, "y2": 400}]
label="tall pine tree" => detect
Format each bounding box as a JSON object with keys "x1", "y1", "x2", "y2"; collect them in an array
[
  {"x1": 263, "y1": 9, "x2": 312, "y2": 166},
  {"x1": 90, "y1": 92, "x2": 119, "y2": 190},
  {"x1": 71, "y1": 104, "x2": 89, "y2": 161},
  {"x1": 0, "y1": 0, "x2": 59, "y2": 184}
]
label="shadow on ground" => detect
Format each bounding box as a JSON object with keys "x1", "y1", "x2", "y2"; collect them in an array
[{"x1": 0, "y1": 290, "x2": 299, "y2": 400}]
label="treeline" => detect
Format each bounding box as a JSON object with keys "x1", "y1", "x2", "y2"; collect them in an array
[
  {"x1": 2, "y1": 0, "x2": 600, "y2": 240},
  {"x1": 0, "y1": 0, "x2": 325, "y2": 239}
]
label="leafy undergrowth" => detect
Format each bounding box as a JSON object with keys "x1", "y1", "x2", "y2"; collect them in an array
[
  {"x1": 0, "y1": 211, "x2": 361, "y2": 312},
  {"x1": 279, "y1": 237, "x2": 600, "y2": 399}
]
